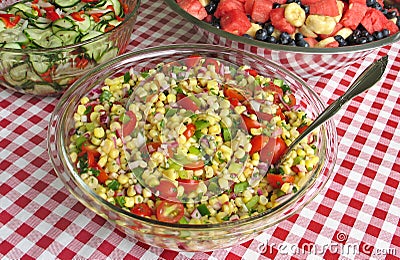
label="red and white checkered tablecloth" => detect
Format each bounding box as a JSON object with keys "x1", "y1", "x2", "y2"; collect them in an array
[{"x1": 1, "y1": 0, "x2": 399, "y2": 259}]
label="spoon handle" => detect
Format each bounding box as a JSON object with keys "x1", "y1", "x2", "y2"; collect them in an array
[{"x1": 276, "y1": 55, "x2": 388, "y2": 166}]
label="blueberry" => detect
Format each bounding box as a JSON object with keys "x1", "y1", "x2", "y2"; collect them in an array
[
  {"x1": 367, "y1": 35, "x2": 375, "y2": 42},
  {"x1": 356, "y1": 37, "x2": 368, "y2": 44},
  {"x1": 382, "y1": 29, "x2": 390, "y2": 37},
  {"x1": 286, "y1": 0, "x2": 295, "y2": 3},
  {"x1": 287, "y1": 39, "x2": 296, "y2": 46},
  {"x1": 366, "y1": 0, "x2": 376, "y2": 6},
  {"x1": 334, "y1": 35, "x2": 346, "y2": 46},
  {"x1": 361, "y1": 30, "x2": 370, "y2": 37},
  {"x1": 211, "y1": 17, "x2": 220, "y2": 29},
  {"x1": 301, "y1": 4, "x2": 310, "y2": 14},
  {"x1": 294, "y1": 32, "x2": 304, "y2": 42},
  {"x1": 273, "y1": 3, "x2": 281, "y2": 8},
  {"x1": 372, "y1": 31, "x2": 383, "y2": 40},
  {"x1": 205, "y1": 2, "x2": 217, "y2": 15},
  {"x1": 296, "y1": 39, "x2": 309, "y2": 47},
  {"x1": 372, "y1": 2, "x2": 382, "y2": 10},
  {"x1": 265, "y1": 36, "x2": 277, "y2": 43},
  {"x1": 242, "y1": 34, "x2": 253, "y2": 39},
  {"x1": 386, "y1": 10, "x2": 397, "y2": 19},
  {"x1": 397, "y1": 16, "x2": 400, "y2": 28},
  {"x1": 280, "y1": 32, "x2": 291, "y2": 41},
  {"x1": 265, "y1": 24, "x2": 274, "y2": 35},
  {"x1": 255, "y1": 29, "x2": 268, "y2": 41}
]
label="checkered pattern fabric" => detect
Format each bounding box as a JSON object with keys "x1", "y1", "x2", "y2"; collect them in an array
[{"x1": 1, "y1": 0, "x2": 399, "y2": 259}]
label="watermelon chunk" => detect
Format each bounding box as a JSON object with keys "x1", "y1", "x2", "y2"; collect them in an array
[
  {"x1": 269, "y1": 7, "x2": 296, "y2": 34},
  {"x1": 245, "y1": 0, "x2": 255, "y2": 15},
  {"x1": 177, "y1": 0, "x2": 207, "y2": 20},
  {"x1": 340, "y1": 3, "x2": 368, "y2": 30},
  {"x1": 309, "y1": 0, "x2": 339, "y2": 17},
  {"x1": 220, "y1": 9, "x2": 251, "y2": 35},
  {"x1": 251, "y1": 0, "x2": 274, "y2": 23},
  {"x1": 300, "y1": 0, "x2": 320, "y2": 4},
  {"x1": 304, "y1": 37, "x2": 318, "y2": 47},
  {"x1": 360, "y1": 8, "x2": 398, "y2": 35},
  {"x1": 214, "y1": 0, "x2": 245, "y2": 19}
]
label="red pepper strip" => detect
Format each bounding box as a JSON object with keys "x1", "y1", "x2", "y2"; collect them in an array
[
  {"x1": 44, "y1": 7, "x2": 61, "y2": 21},
  {"x1": 32, "y1": 5, "x2": 42, "y2": 17},
  {"x1": 32, "y1": 0, "x2": 39, "y2": 3},
  {"x1": 104, "y1": 24, "x2": 115, "y2": 33},
  {"x1": 71, "y1": 11, "x2": 85, "y2": 22},
  {"x1": 106, "y1": 5, "x2": 115, "y2": 12},
  {"x1": 122, "y1": 3, "x2": 129, "y2": 14},
  {"x1": 116, "y1": 15, "x2": 124, "y2": 21},
  {"x1": 0, "y1": 14, "x2": 21, "y2": 28},
  {"x1": 90, "y1": 13, "x2": 103, "y2": 23}
]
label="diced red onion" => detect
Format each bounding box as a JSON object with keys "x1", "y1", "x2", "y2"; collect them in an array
[
  {"x1": 81, "y1": 115, "x2": 87, "y2": 123},
  {"x1": 257, "y1": 189, "x2": 263, "y2": 195},
  {"x1": 134, "y1": 184, "x2": 142, "y2": 194},
  {"x1": 191, "y1": 209, "x2": 201, "y2": 219},
  {"x1": 249, "y1": 100, "x2": 261, "y2": 112},
  {"x1": 295, "y1": 164, "x2": 307, "y2": 173},
  {"x1": 229, "y1": 215, "x2": 239, "y2": 221},
  {"x1": 113, "y1": 136, "x2": 117, "y2": 148},
  {"x1": 279, "y1": 95, "x2": 290, "y2": 111},
  {"x1": 212, "y1": 202, "x2": 222, "y2": 210},
  {"x1": 271, "y1": 128, "x2": 283, "y2": 138}
]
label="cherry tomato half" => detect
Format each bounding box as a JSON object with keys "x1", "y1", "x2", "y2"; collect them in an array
[
  {"x1": 224, "y1": 87, "x2": 246, "y2": 102},
  {"x1": 131, "y1": 203, "x2": 152, "y2": 217},
  {"x1": 183, "y1": 160, "x2": 205, "y2": 171},
  {"x1": 157, "y1": 179, "x2": 178, "y2": 199},
  {"x1": 264, "y1": 82, "x2": 283, "y2": 96},
  {"x1": 177, "y1": 96, "x2": 199, "y2": 112},
  {"x1": 263, "y1": 137, "x2": 287, "y2": 165},
  {"x1": 146, "y1": 142, "x2": 161, "y2": 154},
  {"x1": 242, "y1": 115, "x2": 262, "y2": 131},
  {"x1": 183, "y1": 123, "x2": 196, "y2": 139},
  {"x1": 156, "y1": 200, "x2": 185, "y2": 223},
  {"x1": 185, "y1": 54, "x2": 202, "y2": 67},
  {"x1": 178, "y1": 179, "x2": 200, "y2": 194},
  {"x1": 249, "y1": 135, "x2": 269, "y2": 155},
  {"x1": 266, "y1": 174, "x2": 294, "y2": 189},
  {"x1": 286, "y1": 94, "x2": 297, "y2": 108},
  {"x1": 122, "y1": 110, "x2": 137, "y2": 137},
  {"x1": 297, "y1": 124, "x2": 308, "y2": 134}
]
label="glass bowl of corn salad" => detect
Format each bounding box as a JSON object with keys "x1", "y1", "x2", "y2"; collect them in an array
[
  {"x1": 48, "y1": 44, "x2": 337, "y2": 251},
  {"x1": 0, "y1": 0, "x2": 140, "y2": 96}
]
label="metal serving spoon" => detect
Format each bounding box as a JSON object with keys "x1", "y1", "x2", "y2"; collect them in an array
[{"x1": 275, "y1": 55, "x2": 388, "y2": 167}]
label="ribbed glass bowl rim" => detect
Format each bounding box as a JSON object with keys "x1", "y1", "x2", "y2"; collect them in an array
[
  {"x1": 0, "y1": 0, "x2": 141, "y2": 53},
  {"x1": 164, "y1": 0, "x2": 400, "y2": 54},
  {"x1": 48, "y1": 43, "x2": 338, "y2": 230}
]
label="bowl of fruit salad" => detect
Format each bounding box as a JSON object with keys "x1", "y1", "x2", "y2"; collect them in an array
[
  {"x1": 165, "y1": 0, "x2": 400, "y2": 77},
  {"x1": 48, "y1": 44, "x2": 337, "y2": 251},
  {"x1": 0, "y1": 0, "x2": 140, "y2": 96}
]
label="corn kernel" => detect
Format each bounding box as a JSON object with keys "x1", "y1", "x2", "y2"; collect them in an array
[
  {"x1": 124, "y1": 197, "x2": 135, "y2": 208},
  {"x1": 281, "y1": 182, "x2": 291, "y2": 193},
  {"x1": 80, "y1": 96, "x2": 89, "y2": 105},
  {"x1": 218, "y1": 194, "x2": 229, "y2": 204},
  {"x1": 117, "y1": 174, "x2": 129, "y2": 185},
  {"x1": 93, "y1": 127, "x2": 105, "y2": 139},
  {"x1": 77, "y1": 105, "x2": 86, "y2": 115}
]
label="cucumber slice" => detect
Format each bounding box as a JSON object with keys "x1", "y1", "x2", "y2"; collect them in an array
[
  {"x1": 55, "y1": 30, "x2": 80, "y2": 45},
  {"x1": 0, "y1": 20, "x2": 6, "y2": 32},
  {"x1": 109, "y1": 0, "x2": 123, "y2": 17},
  {"x1": 54, "y1": 0, "x2": 80, "y2": 8},
  {"x1": 8, "y1": 3, "x2": 35, "y2": 19},
  {"x1": 32, "y1": 17, "x2": 52, "y2": 29},
  {"x1": 24, "y1": 28, "x2": 53, "y2": 41},
  {"x1": 71, "y1": 14, "x2": 91, "y2": 33},
  {"x1": 52, "y1": 18, "x2": 75, "y2": 33},
  {"x1": 2, "y1": 43, "x2": 22, "y2": 49},
  {"x1": 9, "y1": 63, "x2": 29, "y2": 82},
  {"x1": 97, "y1": 47, "x2": 118, "y2": 64},
  {"x1": 108, "y1": 19, "x2": 122, "y2": 27},
  {"x1": 81, "y1": 30, "x2": 103, "y2": 42},
  {"x1": 34, "y1": 35, "x2": 63, "y2": 48},
  {"x1": 29, "y1": 54, "x2": 51, "y2": 74}
]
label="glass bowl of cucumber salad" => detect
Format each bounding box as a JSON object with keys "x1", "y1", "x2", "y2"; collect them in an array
[
  {"x1": 48, "y1": 44, "x2": 337, "y2": 251},
  {"x1": 0, "y1": 0, "x2": 140, "y2": 96}
]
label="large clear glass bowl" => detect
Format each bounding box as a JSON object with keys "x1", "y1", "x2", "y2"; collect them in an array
[
  {"x1": 164, "y1": 0, "x2": 400, "y2": 77},
  {"x1": 0, "y1": 0, "x2": 140, "y2": 96},
  {"x1": 48, "y1": 44, "x2": 337, "y2": 251}
]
